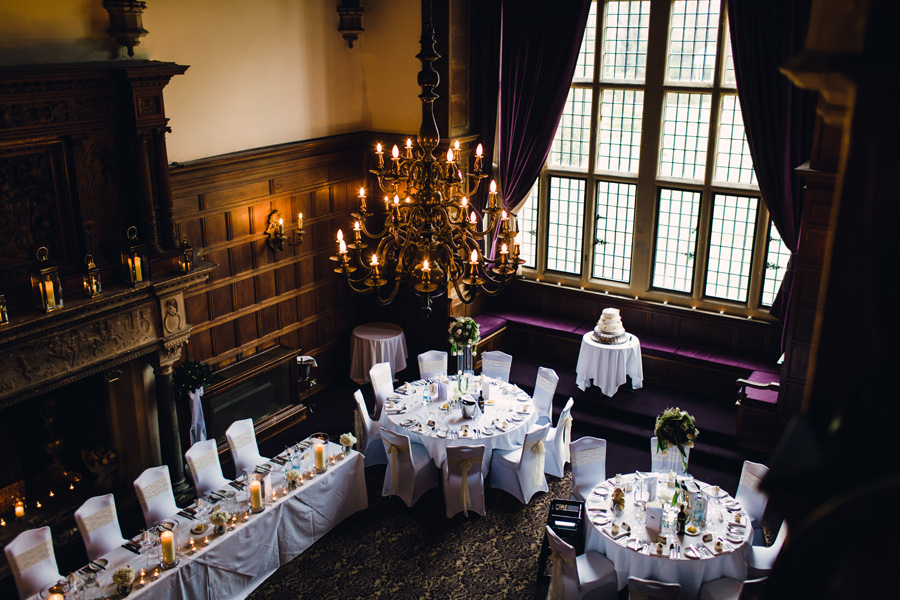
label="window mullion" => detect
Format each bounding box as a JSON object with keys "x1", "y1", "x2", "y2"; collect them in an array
[{"x1": 746, "y1": 201, "x2": 771, "y2": 312}]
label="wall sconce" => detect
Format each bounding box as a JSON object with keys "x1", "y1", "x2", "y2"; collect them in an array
[
  {"x1": 289, "y1": 212, "x2": 305, "y2": 247},
  {"x1": 30, "y1": 247, "x2": 64, "y2": 313},
  {"x1": 179, "y1": 236, "x2": 194, "y2": 273},
  {"x1": 0, "y1": 293, "x2": 8, "y2": 326},
  {"x1": 337, "y1": 0, "x2": 365, "y2": 48},
  {"x1": 102, "y1": 0, "x2": 149, "y2": 57},
  {"x1": 122, "y1": 226, "x2": 151, "y2": 286},
  {"x1": 83, "y1": 254, "x2": 102, "y2": 298},
  {"x1": 266, "y1": 210, "x2": 288, "y2": 252}
]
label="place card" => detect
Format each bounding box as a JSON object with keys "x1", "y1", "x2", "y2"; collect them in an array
[{"x1": 645, "y1": 504, "x2": 663, "y2": 533}]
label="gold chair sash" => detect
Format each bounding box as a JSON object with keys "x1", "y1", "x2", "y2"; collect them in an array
[
  {"x1": 386, "y1": 443, "x2": 408, "y2": 496},
  {"x1": 546, "y1": 546, "x2": 576, "y2": 600},
  {"x1": 450, "y1": 457, "x2": 478, "y2": 516},
  {"x1": 530, "y1": 440, "x2": 546, "y2": 487}
]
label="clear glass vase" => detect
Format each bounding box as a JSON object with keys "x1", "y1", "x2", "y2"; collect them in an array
[{"x1": 456, "y1": 346, "x2": 474, "y2": 395}]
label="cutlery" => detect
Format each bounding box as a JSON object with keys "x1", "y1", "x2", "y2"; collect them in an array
[
  {"x1": 230, "y1": 480, "x2": 245, "y2": 490},
  {"x1": 121, "y1": 543, "x2": 140, "y2": 554},
  {"x1": 90, "y1": 560, "x2": 107, "y2": 571},
  {"x1": 178, "y1": 510, "x2": 196, "y2": 520}
]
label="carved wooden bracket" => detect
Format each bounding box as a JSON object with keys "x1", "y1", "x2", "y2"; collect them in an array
[
  {"x1": 337, "y1": 0, "x2": 365, "y2": 48},
  {"x1": 102, "y1": 0, "x2": 149, "y2": 57}
]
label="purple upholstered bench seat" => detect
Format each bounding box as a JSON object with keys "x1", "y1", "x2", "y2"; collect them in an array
[
  {"x1": 473, "y1": 313, "x2": 508, "y2": 338},
  {"x1": 741, "y1": 369, "x2": 781, "y2": 408},
  {"x1": 675, "y1": 343, "x2": 776, "y2": 374},
  {"x1": 636, "y1": 334, "x2": 682, "y2": 357},
  {"x1": 483, "y1": 309, "x2": 584, "y2": 339}
]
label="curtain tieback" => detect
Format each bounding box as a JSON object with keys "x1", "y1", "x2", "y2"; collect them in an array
[
  {"x1": 530, "y1": 440, "x2": 546, "y2": 486},
  {"x1": 450, "y1": 457, "x2": 478, "y2": 516}
]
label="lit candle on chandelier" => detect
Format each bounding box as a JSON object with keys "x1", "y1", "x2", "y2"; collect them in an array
[
  {"x1": 499, "y1": 243, "x2": 509, "y2": 265},
  {"x1": 376, "y1": 143, "x2": 384, "y2": 168},
  {"x1": 460, "y1": 196, "x2": 469, "y2": 221},
  {"x1": 446, "y1": 148, "x2": 454, "y2": 164},
  {"x1": 488, "y1": 180, "x2": 498, "y2": 210},
  {"x1": 474, "y1": 143, "x2": 483, "y2": 172},
  {"x1": 422, "y1": 259, "x2": 431, "y2": 282},
  {"x1": 391, "y1": 145, "x2": 400, "y2": 171},
  {"x1": 453, "y1": 139, "x2": 460, "y2": 161},
  {"x1": 405, "y1": 138, "x2": 413, "y2": 158},
  {"x1": 370, "y1": 254, "x2": 380, "y2": 278},
  {"x1": 470, "y1": 212, "x2": 477, "y2": 226},
  {"x1": 469, "y1": 249, "x2": 479, "y2": 274},
  {"x1": 337, "y1": 230, "x2": 347, "y2": 254},
  {"x1": 358, "y1": 187, "x2": 366, "y2": 211}
]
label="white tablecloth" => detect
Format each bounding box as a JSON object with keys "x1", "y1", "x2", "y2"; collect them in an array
[
  {"x1": 575, "y1": 332, "x2": 644, "y2": 395},
  {"x1": 62, "y1": 445, "x2": 367, "y2": 600},
  {"x1": 585, "y1": 474, "x2": 750, "y2": 599},
  {"x1": 380, "y1": 377, "x2": 537, "y2": 476},
  {"x1": 349, "y1": 322, "x2": 408, "y2": 384}
]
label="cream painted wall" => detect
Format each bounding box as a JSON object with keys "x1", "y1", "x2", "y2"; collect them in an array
[{"x1": 0, "y1": 0, "x2": 423, "y2": 162}]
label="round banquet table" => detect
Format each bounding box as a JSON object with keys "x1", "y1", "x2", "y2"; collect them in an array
[
  {"x1": 349, "y1": 322, "x2": 408, "y2": 384},
  {"x1": 584, "y1": 473, "x2": 750, "y2": 599},
  {"x1": 380, "y1": 376, "x2": 538, "y2": 476},
  {"x1": 575, "y1": 332, "x2": 644, "y2": 395}
]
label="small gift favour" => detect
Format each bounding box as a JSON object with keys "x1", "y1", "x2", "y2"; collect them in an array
[{"x1": 715, "y1": 540, "x2": 723, "y2": 552}]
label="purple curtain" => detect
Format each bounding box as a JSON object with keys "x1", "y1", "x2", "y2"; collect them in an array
[
  {"x1": 496, "y1": 0, "x2": 592, "y2": 213},
  {"x1": 727, "y1": 0, "x2": 815, "y2": 332}
]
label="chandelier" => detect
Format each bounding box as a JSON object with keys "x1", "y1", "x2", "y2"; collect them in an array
[{"x1": 331, "y1": 12, "x2": 522, "y2": 316}]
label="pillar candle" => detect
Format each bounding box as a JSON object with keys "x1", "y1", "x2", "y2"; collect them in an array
[
  {"x1": 249, "y1": 480, "x2": 263, "y2": 511},
  {"x1": 43, "y1": 280, "x2": 55, "y2": 307},
  {"x1": 48, "y1": 594, "x2": 63, "y2": 600},
  {"x1": 314, "y1": 444, "x2": 325, "y2": 471},
  {"x1": 160, "y1": 530, "x2": 176, "y2": 564},
  {"x1": 133, "y1": 256, "x2": 143, "y2": 282},
  {"x1": 14, "y1": 502, "x2": 24, "y2": 518}
]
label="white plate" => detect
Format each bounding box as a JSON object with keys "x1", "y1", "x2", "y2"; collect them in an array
[
  {"x1": 684, "y1": 526, "x2": 701, "y2": 536},
  {"x1": 726, "y1": 532, "x2": 743, "y2": 544},
  {"x1": 401, "y1": 419, "x2": 415, "y2": 427},
  {"x1": 436, "y1": 430, "x2": 448, "y2": 438}
]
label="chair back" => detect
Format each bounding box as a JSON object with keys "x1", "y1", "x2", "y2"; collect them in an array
[
  {"x1": 354, "y1": 389, "x2": 388, "y2": 468},
  {"x1": 134, "y1": 465, "x2": 179, "y2": 528},
  {"x1": 185, "y1": 439, "x2": 229, "y2": 497},
  {"x1": 735, "y1": 460, "x2": 769, "y2": 524},
  {"x1": 532, "y1": 367, "x2": 559, "y2": 424},
  {"x1": 627, "y1": 576, "x2": 682, "y2": 600},
  {"x1": 481, "y1": 350, "x2": 513, "y2": 382},
  {"x1": 444, "y1": 445, "x2": 486, "y2": 517},
  {"x1": 650, "y1": 436, "x2": 690, "y2": 475},
  {"x1": 4, "y1": 526, "x2": 61, "y2": 599},
  {"x1": 74, "y1": 493, "x2": 126, "y2": 561},
  {"x1": 553, "y1": 398, "x2": 574, "y2": 460},
  {"x1": 226, "y1": 418, "x2": 266, "y2": 475},
  {"x1": 381, "y1": 427, "x2": 417, "y2": 496},
  {"x1": 570, "y1": 436, "x2": 607, "y2": 499},
  {"x1": 354, "y1": 389, "x2": 375, "y2": 435},
  {"x1": 370, "y1": 362, "x2": 394, "y2": 412},
  {"x1": 517, "y1": 424, "x2": 550, "y2": 498},
  {"x1": 417, "y1": 350, "x2": 448, "y2": 380},
  {"x1": 545, "y1": 524, "x2": 579, "y2": 600},
  {"x1": 739, "y1": 577, "x2": 769, "y2": 600}
]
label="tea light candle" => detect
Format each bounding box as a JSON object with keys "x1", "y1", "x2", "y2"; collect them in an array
[
  {"x1": 314, "y1": 444, "x2": 325, "y2": 471},
  {"x1": 188, "y1": 538, "x2": 196, "y2": 553},
  {"x1": 160, "y1": 530, "x2": 176, "y2": 564},
  {"x1": 153, "y1": 568, "x2": 160, "y2": 579},
  {"x1": 35, "y1": 501, "x2": 41, "y2": 509},
  {"x1": 48, "y1": 594, "x2": 63, "y2": 600},
  {"x1": 1, "y1": 518, "x2": 6, "y2": 526},
  {"x1": 243, "y1": 512, "x2": 250, "y2": 522},
  {"x1": 203, "y1": 536, "x2": 210, "y2": 546},
  {"x1": 249, "y1": 480, "x2": 263, "y2": 511},
  {"x1": 14, "y1": 501, "x2": 24, "y2": 518}
]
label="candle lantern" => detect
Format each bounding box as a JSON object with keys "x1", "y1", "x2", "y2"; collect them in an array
[
  {"x1": 83, "y1": 254, "x2": 102, "y2": 298},
  {"x1": 248, "y1": 473, "x2": 266, "y2": 513},
  {"x1": 179, "y1": 236, "x2": 194, "y2": 273},
  {"x1": 158, "y1": 519, "x2": 179, "y2": 569},
  {"x1": 122, "y1": 226, "x2": 150, "y2": 286},
  {"x1": 30, "y1": 247, "x2": 64, "y2": 312},
  {"x1": 0, "y1": 293, "x2": 8, "y2": 326},
  {"x1": 309, "y1": 432, "x2": 330, "y2": 474}
]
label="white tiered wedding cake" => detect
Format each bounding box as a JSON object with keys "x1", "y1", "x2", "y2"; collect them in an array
[{"x1": 591, "y1": 307, "x2": 629, "y2": 345}]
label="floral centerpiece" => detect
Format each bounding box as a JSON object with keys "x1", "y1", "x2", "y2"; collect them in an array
[
  {"x1": 286, "y1": 469, "x2": 301, "y2": 490},
  {"x1": 339, "y1": 432, "x2": 357, "y2": 458},
  {"x1": 209, "y1": 508, "x2": 230, "y2": 535},
  {"x1": 654, "y1": 407, "x2": 699, "y2": 469},
  {"x1": 448, "y1": 316, "x2": 480, "y2": 356},
  {"x1": 112, "y1": 566, "x2": 135, "y2": 595},
  {"x1": 173, "y1": 360, "x2": 213, "y2": 397},
  {"x1": 82, "y1": 447, "x2": 119, "y2": 489}
]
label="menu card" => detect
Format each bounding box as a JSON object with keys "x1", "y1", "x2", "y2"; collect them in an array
[{"x1": 645, "y1": 502, "x2": 663, "y2": 534}]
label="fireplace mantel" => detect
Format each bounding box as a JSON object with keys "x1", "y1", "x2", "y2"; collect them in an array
[{"x1": 0, "y1": 261, "x2": 215, "y2": 409}]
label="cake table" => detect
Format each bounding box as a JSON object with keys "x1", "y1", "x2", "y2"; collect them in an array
[{"x1": 575, "y1": 332, "x2": 643, "y2": 396}]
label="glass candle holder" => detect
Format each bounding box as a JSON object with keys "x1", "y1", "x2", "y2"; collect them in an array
[
  {"x1": 309, "y1": 433, "x2": 330, "y2": 474},
  {"x1": 158, "y1": 520, "x2": 179, "y2": 569},
  {"x1": 248, "y1": 473, "x2": 266, "y2": 513}
]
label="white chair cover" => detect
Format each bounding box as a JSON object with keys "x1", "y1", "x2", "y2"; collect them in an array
[
  {"x1": 442, "y1": 445, "x2": 486, "y2": 518},
  {"x1": 4, "y1": 526, "x2": 62, "y2": 599},
  {"x1": 570, "y1": 436, "x2": 607, "y2": 502},
  {"x1": 74, "y1": 493, "x2": 127, "y2": 561},
  {"x1": 627, "y1": 576, "x2": 682, "y2": 600},
  {"x1": 354, "y1": 389, "x2": 388, "y2": 468},
  {"x1": 735, "y1": 460, "x2": 769, "y2": 533},
  {"x1": 134, "y1": 465, "x2": 179, "y2": 528},
  {"x1": 185, "y1": 439, "x2": 230, "y2": 497},
  {"x1": 545, "y1": 398, "x2": 574, "y2": 478},
  {"x1": 545, "y1": 524, "x2": 617, "y2": 600},
  {"x1": 370, "y1": 361, "x2": 394, "y2": 415},
  {"x1": 650, "y1": 436, "x2": 690, "y2": 475},
  {"x1": 533, "y1": 367, "x2": 559, "y2": 426},
  {"x1": 225, "y1": 418, "x2": 269, "y2": 475},
  {"x1": 380, "y1": 427, "x2": 440, "y2": 507},
  {"x1": 481, "y1": 350, "x2": 513, "y2": 382},
  {"x1": 489, "y1": 424, "x2": 550, "y2": 504},
  {"x1": 417, "y1": 350, "x2": 448, "y2": 380},
  {"x1": 699, "y1": 576, "x2": 768, "y2": 600},
  {"x1": 747, "y1": 520, "x2": 788, "y2": 578}
]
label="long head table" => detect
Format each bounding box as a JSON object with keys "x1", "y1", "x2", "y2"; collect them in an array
[{"x1": 38, "y1": 442, "x2": 366, "y2": 600}]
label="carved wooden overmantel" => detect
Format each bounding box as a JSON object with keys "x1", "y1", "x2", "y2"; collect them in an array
[{"x1": 0, "y1": 261, "x2": 214, "y2": 410}]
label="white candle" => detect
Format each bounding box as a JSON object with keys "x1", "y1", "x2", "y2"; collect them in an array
[
  {"x1": 298, "y1": 213, "x2": 303, "y2": 230},
  {"x1": 249, "y1": 480, "x2": 263, "y2": 511},
  {"x1": 160, "y1": 530, "x2": 176, "y2": 564},
  {"x1": 314, "y1": 444, "x2": 325, "y2": 471},
  {"x1": 48, "y1": 594, "x2": 63, "y2": 600},
  {"x1": 14, "y1": 502, "x2": 24, "y2": 518},
  {"x1": 43, "y1": 280, "x2": 55, "y2": 307}
]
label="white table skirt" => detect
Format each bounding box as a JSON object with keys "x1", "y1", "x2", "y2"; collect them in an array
[
  {"x1": 575, "y1": 332, "x2": 644, "y2": 395},
  {"x1": 585, "y1": 474, "x2": 750, "y2": 599},
  {"x1": 63, "y1": 446, "x2": 367, "y2": 600},
  {"x1": 349, "y1": 322, "x2": 408, "y2": 384},
  {"x1": 380, "y1": 378, "x2": 537, "y2": 476}
]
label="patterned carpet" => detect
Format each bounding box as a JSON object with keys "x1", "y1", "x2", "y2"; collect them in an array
[{"x1": 247, "y1": 466, "x2": 572, "y2": 600}]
